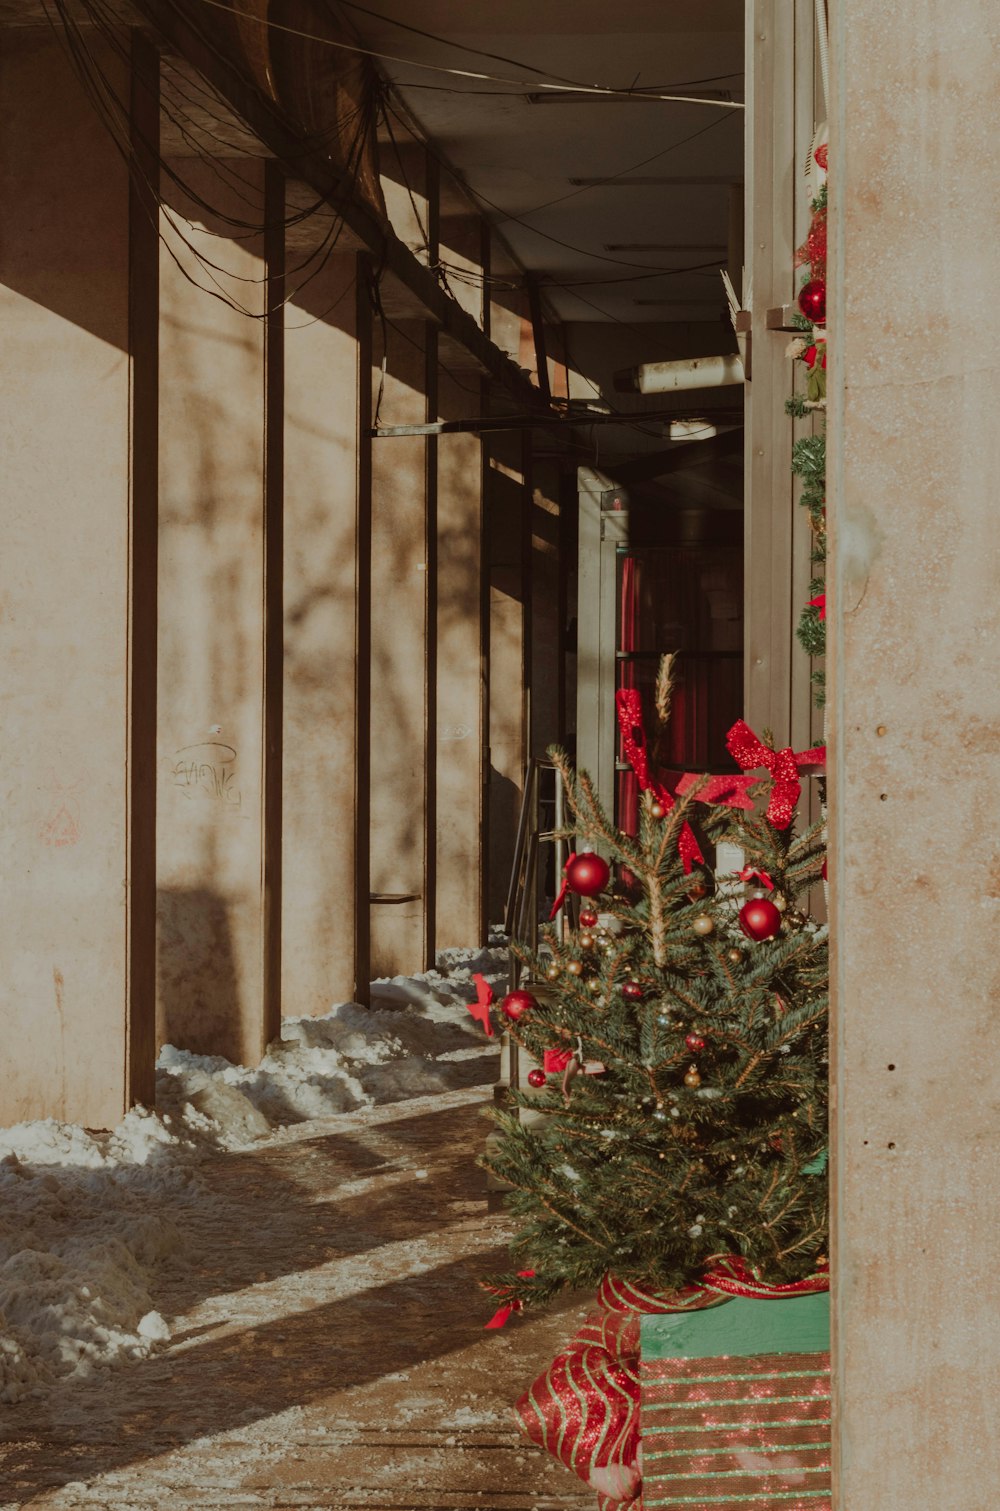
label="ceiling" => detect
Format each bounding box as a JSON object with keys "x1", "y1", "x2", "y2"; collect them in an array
[{"x1": 334, "y1": 0, "x2": 744, "y2": 336}]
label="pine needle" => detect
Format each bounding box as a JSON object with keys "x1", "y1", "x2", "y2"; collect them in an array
[{"x1": 654, "y1": 653, "x2": 676, "y2": 731}]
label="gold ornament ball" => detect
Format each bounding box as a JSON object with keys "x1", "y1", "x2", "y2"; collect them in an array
[
  {"x1": 784, "y1": 908, "x2": 807, "y2": 930},
  {"x1": 726, "y1": 948, "x2": 743, "y2": 963},
  {"x1": 587, "y1": 976, "x2": 602, "y2": 992},
  {"x1": 650, "y1": 800, "x2": 665, "y2": 819},
  {"x1": 692, "y1": 914, "x2": 714, "y2": 937},
  {"x1": 684, "y1": 1064, "x2": 702, "y2": 1088},
  {"x1": 567, "y1": 960, "x2": 584, "y2": 977},
  {"x1": 546, "y1": 964, "x2": 561, "y2": 981},
  {"x1": 579, "y1": 932, "x2": 595, "y2": 950},
  {"x1": 774, "y1": 893, "x2": 788, "y2": 912}
]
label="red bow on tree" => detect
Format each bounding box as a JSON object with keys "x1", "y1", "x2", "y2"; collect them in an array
[{"x1": 725, "y1": 720, "x2": 826, "y2": 829}]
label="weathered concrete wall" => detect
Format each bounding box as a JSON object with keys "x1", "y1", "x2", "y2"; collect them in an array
[
  {"x1": 282, "y1": 251, "x2": 361, "y2": 1014},
  {"x1": 369, "y1": 320, "x2": 429, "y2": 977},
  {"x1": 529, "y1": 460, "x2": 563, "y2": 758},
  {"x1": 0, "y1": 31, "x2": 155, "y2": 1126},
  {"x1": 486, "y1": 436, "x2": 530, "y2": 926},
  {"x1": 828, "y1": 4, "x2": 1000, "y2": 1505},
  {"x1": 436, "y1": 370, "x2": 486, "y2": 950},
  {"x1": 156, "y1": 161, "x2": 274, "y2": 1064},
  {"x1": 745, "y1": 0, "x2": 819, "y2": 754}
]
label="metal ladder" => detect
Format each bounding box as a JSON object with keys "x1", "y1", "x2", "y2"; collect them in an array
[{"x1": 495, "y1": 757, "x2": 571, "y2": 1103}]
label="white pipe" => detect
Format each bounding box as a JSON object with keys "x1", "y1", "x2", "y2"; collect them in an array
[{"x1": 633, "y1": 353, "x2": 744, "y2": 395}]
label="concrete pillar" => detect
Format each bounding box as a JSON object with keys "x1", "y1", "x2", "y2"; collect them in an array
[
  {"x1": 828, "y1": 4, "x2": 1000, "y2": 1506},
  {"x1": 486, "y1": 434, "x2": 530, "y2": 926},
  {"x1": 156, "y1": 159, "x2": 278, "y2": 1064},
  {"x1": 436, "y1": 370, "x2": 487, "y2": 951},
  {"x1": 745, "y1": 0, "x2": 820, "y2": 755},
  {"x1": 281, "y1": 248, "x2": 365, "y2": 1014},
  {"x1": 0, "y1": 29, "x2": 157, "y2": 1126},
  {"x1": 369, "y1": 319, "x2": 429, "y2": 977},
  {"x1": 529, "y1": 459, "x2": 564, "y2": 758}
]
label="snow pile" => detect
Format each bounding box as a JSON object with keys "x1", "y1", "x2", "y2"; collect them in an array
[
  {"x1": 0, "y1": 946, "x2": 506, "y2": 1405},
  {"x1": 0, "y1": 1110, "x2": 198, "y2": 1405},
  {"x1": 157, "y1": 945, "x2": 507, "y2": 1140}
]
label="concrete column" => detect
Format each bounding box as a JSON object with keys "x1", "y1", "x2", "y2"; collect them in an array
[
  {"x1": 0, "y1": 29, "x2": 157, "y2": 1126},
  {"x1": 369, "y1": 320, "x2": 429, "y2": 977},
  {"x1": 156, "y1": 159, "x2": 277, "y2": 1064},
  {"x1": 436, "y1": 371, "x2": 487, "y2": 951},
  {"x1": 486, "y1": 433, "x2": 530, "y2": 926},
  {"x1": 281, "y1": 249, "x2": 364, "y2": 1015},
  {"x1": 529, "y1": 459, "x2": 564, "y2": 758},
  {"x1": 828, "y1": 4, "x2": 999, "y2": 1506},
  {"x1": 745, "y1": 0, "x2": 820, "y2": 755}
]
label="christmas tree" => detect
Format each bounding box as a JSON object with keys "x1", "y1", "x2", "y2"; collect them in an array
[{"x1": 482, "y1": 674, "x2": 828, "y2": 1316}]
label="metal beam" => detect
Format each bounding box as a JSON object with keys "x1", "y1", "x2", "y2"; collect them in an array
[
  {"x1": 130, "y1": 0, "x2": 546, "y2": 413},
  {"x1": 372, "y1": 409, "x2": 743, "y2": 437}
]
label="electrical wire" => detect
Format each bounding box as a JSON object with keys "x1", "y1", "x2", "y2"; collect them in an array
[
  {"x1": 501, "y1": 108, "x2": 738, "y2": 222},
  {"x1": 389, "y1": 73, "x2": 744, "y2": 99},
  {"x1": 44, "y1": 0, "x2": 373, "y2": 319},
  {"x1": 384, "y1": 97, "x2": 725, "y2": 276},
  {"x1": 186, "y1": 0, "x2": 744, "y2": 109}
]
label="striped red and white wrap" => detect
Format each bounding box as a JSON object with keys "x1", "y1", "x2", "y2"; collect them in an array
[
  {"x1": 514, "y1": 1264, "x2": 829, "y2": 1511},
  {"x1": 641, "y1": 1351, "x2": 831, "y2": 1511}
]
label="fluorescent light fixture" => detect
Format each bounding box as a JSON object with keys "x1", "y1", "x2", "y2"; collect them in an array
[
  {"x1": 605, "y1": 243, "x2": 727, "y2": 253},
  {"x1": 568, "y1": 175, "x2": 740, "y2": 187},
  {"x1": 524, "y1": 89, "x2": 740, "y2": 105}
]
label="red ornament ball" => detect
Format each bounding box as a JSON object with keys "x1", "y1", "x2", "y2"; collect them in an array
[
  {"x1": 500, "y1": 989, "x2": 537, "y2": 1021},
  {"x1": 579, "y1": 908, "x2": 599, "y2": 928},
  {"x1": 565, "y1": 853, "x2": 611, "y2": 898},
  {"x1": 798, "y1": 277, "x2": 826, "y2": 323},
  {"x1": 685, "y1": 1033, "x2": 706, "y2": 1052},
  {"x1": 527, "y1": 1068, "x2": 547, "y2": 1089},
  {"x1": 622, "y1": 981, "x2": 644, "y2": 1001},
  {"x1": 821, "y1": 858, "x2": 828, "y2": 881},
  {"x1": 739, "y1": 896, "x2": 782, "y2": 941}
]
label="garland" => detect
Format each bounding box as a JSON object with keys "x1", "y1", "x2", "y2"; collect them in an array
[{"x1": 786, "y1": 162, "x2": 828, "y2": 707}]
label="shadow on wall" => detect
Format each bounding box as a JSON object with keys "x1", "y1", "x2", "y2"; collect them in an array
[
  {"x1": 488, "y1": 763, "x2": 522, "y2": 926},
  {"x1": 156, "y1": 887, "x2": 241, "y2": 1062}
]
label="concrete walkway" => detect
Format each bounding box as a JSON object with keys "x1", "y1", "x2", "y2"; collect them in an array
[{"x1": 0, "y1": 1086, "x2": 593, "y2": 1511}]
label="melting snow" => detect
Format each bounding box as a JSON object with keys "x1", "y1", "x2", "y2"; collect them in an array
[{"x1": 0, "y1": 946, "x2": 506, "y2": 1405}]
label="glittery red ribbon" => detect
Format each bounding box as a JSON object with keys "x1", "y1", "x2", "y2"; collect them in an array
[
  {"x1": 548, "y1": 851, "x2": 577, "y2": 921},
  {"x1": 516, "y1": 1261, "x2": 830, "y2": 1509},
  {"x1": 615, "y1": 690, "x2": 704, "y2": 874},
  {"x1": 726, "y1": 720, "x2": 826, "y2": 829},
  {"x1": 674, "y1": 770, "x2": 757, "y2": 810}
]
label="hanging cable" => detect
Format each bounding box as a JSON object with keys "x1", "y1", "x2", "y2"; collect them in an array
[
  {"x1": 502, "y1": 109, "x2": 738, "y2": 223},
  {"x1": 384, "y1": 97, "x2": 715, "y2": 275},
  {"x1": 43, "y1": 0, "x2": 379, "y2": 319},
  {"x1": 185, "y1": 0, "x2": 744, "y2": 109}
]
